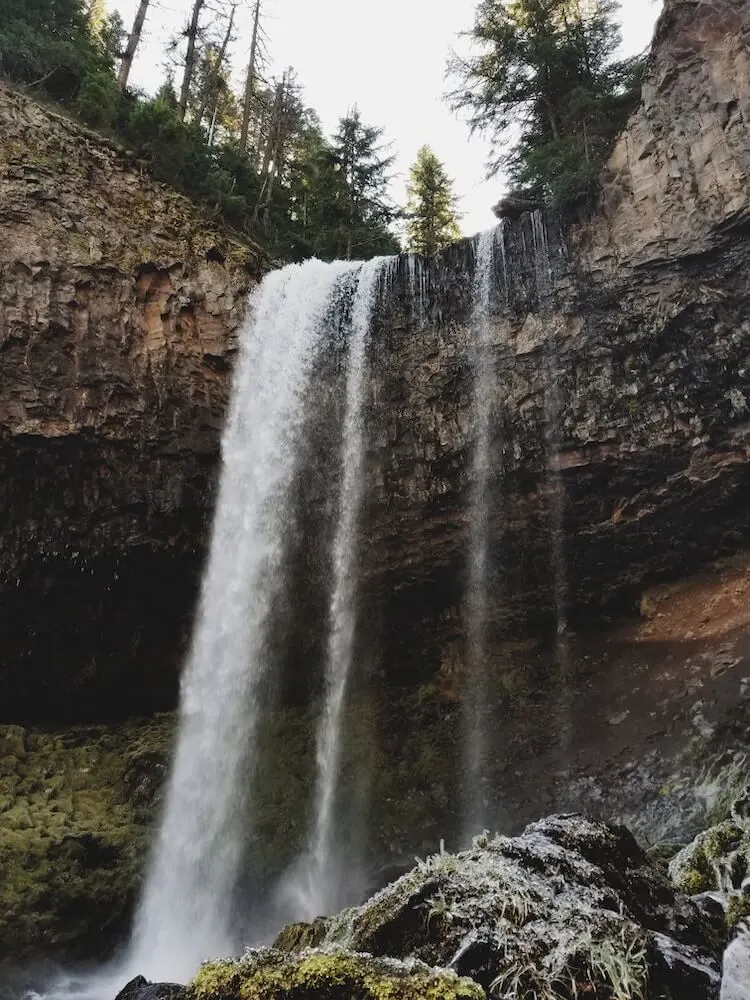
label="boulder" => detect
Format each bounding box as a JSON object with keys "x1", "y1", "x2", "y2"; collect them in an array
[
  {"x1": 188, "y1": 949, "x2": 483, "y2": 1000},
  {"x1": 277, "y1": 816, "x2": 722, "y2": 999}
]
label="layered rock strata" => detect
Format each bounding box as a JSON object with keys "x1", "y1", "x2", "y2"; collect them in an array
[{"x1": 0, "y1": 86, "x2": 259, "y2": 719}]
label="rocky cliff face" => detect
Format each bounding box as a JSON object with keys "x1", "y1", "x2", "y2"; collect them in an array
[
  {"x1": 349, "y1": 0, "x2": 750, "y2": 681},
  {"x1": 3, "y1": 0, "x2": 750, "y2": 967},
  {"x1": 0, "y1": 87, "x2": 259, "y2": 720}
]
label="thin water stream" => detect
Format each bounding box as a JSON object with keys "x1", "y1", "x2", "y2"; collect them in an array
[
  {"x1": 463, "y1": 227, "x2": 499, "y2": 840},
  {"x1": 530, "y1": 211, "x2": 573, "y2": 773},
  {"x1": 276, "y1": 257, "x2": 395, "y2": 921}
]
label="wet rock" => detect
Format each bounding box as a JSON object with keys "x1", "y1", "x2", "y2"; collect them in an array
[
  {"x1": 115, "y1": 976, "x2": 186, "y2": 1000},
  {"x1": 272, "y1": 918, "x2": 329, "y2": 954},
  {"x1": 317, "y1": 815, "x2": 721, "y2": 999},
  {"x1": 720, "y1": 920, "x2": 750, "y2": 1000},
  {"x1": 188, "y1": 949, "x2": 483, "y2": 1000}
]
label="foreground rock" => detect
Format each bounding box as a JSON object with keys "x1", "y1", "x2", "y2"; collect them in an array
[
  {"x1": 273, "y1": 816, "x2": 723, "y2": 999},
  {"x1": 119, "y1": 815, "x2": 731, "y2": 1000}
]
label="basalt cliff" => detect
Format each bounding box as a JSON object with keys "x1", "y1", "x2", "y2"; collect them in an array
[
  {"x1": 0, "y1": 90, "x2": 259, "y2": 720},
  {"x1": 2, "y1": 0, "x2": 750, "y2": 966}
]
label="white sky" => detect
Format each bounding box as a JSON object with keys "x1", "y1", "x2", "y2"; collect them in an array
[{"x1": 109, "y1": 0, "x2": 663, "y2": 237}]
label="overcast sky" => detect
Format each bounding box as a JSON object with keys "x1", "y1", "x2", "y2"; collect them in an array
[{"x1": 109, "y1": 0, "x2": 663, "y2": 237}]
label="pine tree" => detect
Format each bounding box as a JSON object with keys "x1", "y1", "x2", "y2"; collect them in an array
[
  {"x1": 406, "y1": 146, "x2": 461, "y2": 256},
  {"x1": 448, "y1": 0, "x2": 644, "y2": 206},
  {"x1": 329, "y1": 108, "x2": 400, "y2": 260}
]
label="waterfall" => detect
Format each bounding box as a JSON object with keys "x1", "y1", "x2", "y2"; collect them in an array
[
  {"x1": 406, "y1": 253, "x2": 429, "y2": 327},
  {"x1": 530, "y1": 211, "x2": 572, "y2": 769},
  {"x1": 463, "y1": 227, "x2": 500, "y2": 840},
  {"x1": 276, "y1": 256, "x2": 394, "y2": 922},
  {"x1": 128, "y1": 259, "x2": 358, "y2": 983}
]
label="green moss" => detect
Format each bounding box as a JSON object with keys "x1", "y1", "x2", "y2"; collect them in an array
[
  {"x1": 0, "y1": 716, "x2": 174, "y2": 962},
  {"x1": 677, "y1": 867, "x2": 711, "y2": 895},
  {"x1": 190, "y1": 949, "x2": 483, "y2": 1000},
  {"x1": 726, "y1": 893, "x2": 750, "y2": 928}
]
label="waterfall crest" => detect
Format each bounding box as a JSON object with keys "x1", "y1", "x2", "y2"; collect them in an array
[{"x1": 129, "y1": 259, "x2": 357, "y2": 983}]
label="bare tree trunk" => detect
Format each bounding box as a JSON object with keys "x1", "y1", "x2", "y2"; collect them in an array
[
  {"x1": 239, "y1": 0, "x2": 261, "y2": 152},
  {"x1": 117, "y1": 0, "x2": 150, "y2": 92},
  {"x1": 196, "y1": 2, "x2": 236, "y2": 127},
  {"x1": 208, "y1": 98, "x2": 220, "y2": 145},
  {"x1": 253, "y1": 74, "x2": 287, "y2": 228},
  {"x1": 179, "y1": 0, "x2": 205, "y2": 121}
]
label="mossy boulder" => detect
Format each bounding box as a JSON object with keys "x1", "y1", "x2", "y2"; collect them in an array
[
  {"x1": 0, "y1": 716, "x2": 174, "y2": 964},
  {"x1": 189, "y1": 948, "x2": 483, "y2": 1000},
  {"x1": 668, "y1": 785, "x2": 750, "y2": 898},
  {"x1": 300, "y1": 815, "x2": 721, "y2": 999}
]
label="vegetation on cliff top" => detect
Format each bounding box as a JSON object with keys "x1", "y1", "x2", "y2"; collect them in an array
[
  {"x1": 0, "y1": 0, "x2": 401, "y2": 262},
  {"x1": 448, "y1": 0, "x2": 645, "y2": 208},
  {"x1": 1, "y1": 0, "x2": 646, "y2": 260}
]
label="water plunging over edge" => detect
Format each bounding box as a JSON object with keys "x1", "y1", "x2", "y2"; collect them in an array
[
  {"x1": 126, "y1": 259, "x2": 359, "y2": 983},
  {"x1": 530, "y1": 211, "x2": 573, "y2": 772},
  {"x1": 463, "y1": 227, "x2": 500, "y2": 841},
  {"x1": 276, "y1": 256, "x2": 395, "y2": 922}
]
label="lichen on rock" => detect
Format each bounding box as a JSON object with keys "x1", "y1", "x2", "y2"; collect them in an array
[
  {"x1": 669, "y1": 785, "x2": 750, "y2": 892},
  {"x1": 189, "y1": 948, "x2": 484, "y2": 1000}
]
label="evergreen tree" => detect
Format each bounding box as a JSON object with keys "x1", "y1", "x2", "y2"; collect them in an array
[
  {"x1": 330, "y1": 108, "x2": 400, "y2": 259},
  {"x1": 448, "y1": 0, "x2": 644, "y2": 206},
  {"x1": 406, "y1": 145, "x2": 461, "y2": 256},
  {"x1": 0, "y1": 0, "x2": 106, "y2": 98}
]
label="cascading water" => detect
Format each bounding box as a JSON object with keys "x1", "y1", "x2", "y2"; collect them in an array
[
  {"x1": 406, "y1": 253, "x2": 430, "y2": 327},
  {"x1": 463, "y1": 226, "x2": 501, "y2": 840},
  {"x1": 128, "y1": 259, "x2": 358, "y2": 983},
  {"x1": 530, "y1": 211, "x2": 572, "y2": 768},
  {"x1": 276, "y1": 256, "x2": 395, "y2": 922}
]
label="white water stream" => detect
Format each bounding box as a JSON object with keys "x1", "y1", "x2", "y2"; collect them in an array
[
  {"x1": 276, "y1": 256, "x2": 394, "y2": 921},
  {"x1": 463, "y1": 227, "x2": 499, "y2": 839},
  {"x1": 128, "y1": 259, "x2": 358, "y2": 982}
]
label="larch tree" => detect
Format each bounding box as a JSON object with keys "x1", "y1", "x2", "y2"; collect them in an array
[
  {"x1": 330, "y1": 108, "x2": 400, "y2": 260},
  {"x1": 406, "y1": 145, "x2": 461, "y2": 256}
]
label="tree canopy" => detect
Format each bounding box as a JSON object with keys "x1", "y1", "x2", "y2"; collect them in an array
[
  {"x1": 449, "y1": 0, "x2": 644, "y2": 207},
  {"x1": 405, "y1": 145, "x2": 461, "y2": 257},
  {"x1": 0, "y1": 0, "x2": 403, "y2": 263}
]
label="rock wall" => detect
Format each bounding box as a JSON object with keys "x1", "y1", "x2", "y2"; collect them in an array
[
  {"x1": 3, "y1": 0, "x2": 750, "y2": 965},
  {"x1": 0, "y1": 86, "x2": 259, "y2": 720}
]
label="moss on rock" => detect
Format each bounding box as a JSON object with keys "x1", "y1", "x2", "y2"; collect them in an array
[
  {"x1": 0, "y1": 716, "x2": 174, "y2": 963},
  {"x1": 189, "y1": 948, "x2": 483, "y2": 1000},
  {"x1": 668, "y1": 788, "x2": 750, "y2": 898}
]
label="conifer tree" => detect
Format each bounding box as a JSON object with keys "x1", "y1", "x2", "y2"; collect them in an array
[
  {"x1": 329, "y1": 108, "x2": 400, "y2": 259},
  {"x1": 448, "y1": 0, "x2": 644, "y2": 206},
  {"x1": 406, "y1": 145, "x2": 461, "y2": 256}
]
